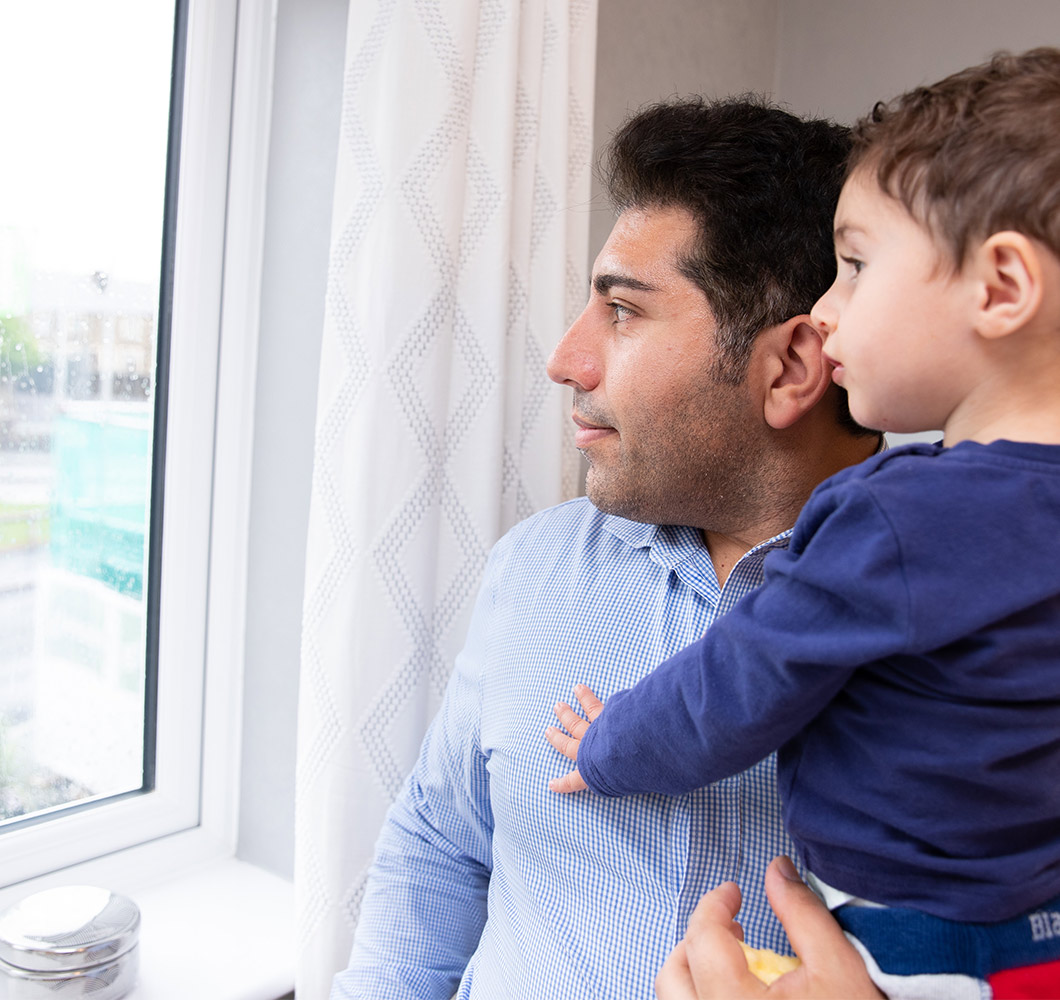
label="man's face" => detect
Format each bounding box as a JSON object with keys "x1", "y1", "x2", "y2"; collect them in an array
[{"x1": 547, "y1": 206, "x2": 764, "y2": 529}]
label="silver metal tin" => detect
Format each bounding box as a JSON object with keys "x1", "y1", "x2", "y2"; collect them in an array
[{"x1": 0, "y1": 886, "x2": 139, "y2": 1000}]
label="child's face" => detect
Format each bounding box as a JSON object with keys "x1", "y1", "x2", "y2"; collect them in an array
[{"x1": 810, "y1": 169, "x2": 978, "y2": 434}]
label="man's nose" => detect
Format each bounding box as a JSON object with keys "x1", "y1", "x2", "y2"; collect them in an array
[{"x1": 547, "y1": 304, "x2": 602, "y2": 391}]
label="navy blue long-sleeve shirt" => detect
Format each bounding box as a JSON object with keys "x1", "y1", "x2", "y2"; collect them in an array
[{"x1": 578, "y1": 440, "x2": 1060, "y2": 922}]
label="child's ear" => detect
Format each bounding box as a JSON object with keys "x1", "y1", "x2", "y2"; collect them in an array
[{"x1": 971, "y1": 231, "x2": 1044, "y2": 339}]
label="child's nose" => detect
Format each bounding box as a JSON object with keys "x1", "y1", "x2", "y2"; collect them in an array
[{"x1": 810, "y1": 286, "x2": 839, "y2": 336}]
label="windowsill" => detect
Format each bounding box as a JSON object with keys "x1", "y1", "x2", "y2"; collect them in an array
[{"x1": 125, "y1": 858, "x2": 293, "y2": 1000}]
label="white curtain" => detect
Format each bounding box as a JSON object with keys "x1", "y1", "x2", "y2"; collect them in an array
[{"x1": 294, "y1": 0, "x2": 598, "y2": 995}]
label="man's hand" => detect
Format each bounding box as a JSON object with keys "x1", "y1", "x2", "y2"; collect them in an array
[
  {"x1": 545, "y1": 684, "x2": 604, "y2": 793},
  {"x1": 654, "y1": 856, "x2": 884, "y2": 999}
]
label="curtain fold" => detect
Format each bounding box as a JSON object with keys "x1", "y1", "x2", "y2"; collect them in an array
[{"x1": 294, "y1": 0, "x2": 597, "y2": 993}]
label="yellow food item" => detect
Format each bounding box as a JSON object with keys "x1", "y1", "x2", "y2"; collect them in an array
[{"x1": 739, "y1": 941, "x2": 802, "y2": 984}]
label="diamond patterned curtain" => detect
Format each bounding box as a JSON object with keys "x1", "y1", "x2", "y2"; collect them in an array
[{"x1": 294, "y1": 0, "x2": 597, "y2": 993}]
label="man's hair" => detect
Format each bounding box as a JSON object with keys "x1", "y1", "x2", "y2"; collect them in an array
[
  {"x1": 850, "y1": 47, "x2": 1060, "y2": 269},
  {"x1": 602, "y1": 95, "x2": 851, "y2": 384}
]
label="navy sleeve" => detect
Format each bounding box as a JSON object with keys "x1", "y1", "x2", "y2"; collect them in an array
[{"x1": 578, "y1": 480, "x2": 912, "y2": 798}]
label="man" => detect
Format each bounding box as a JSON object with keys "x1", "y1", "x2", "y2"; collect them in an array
[{"x1": 332, "y1": 96, "x2": 882, "y2": 1000}]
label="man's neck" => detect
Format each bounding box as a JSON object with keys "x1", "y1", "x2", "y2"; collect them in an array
[
  {"x1": 704, "y1": 431, "x2": 881, "y2": 588},
  {"x1": 704, "y1": 535, "x2": 761, "y2": 590}
]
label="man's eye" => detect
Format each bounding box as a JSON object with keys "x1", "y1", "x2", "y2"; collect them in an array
[{"x1": 610, "y1": 302, "x2": 634, "y2": 322}]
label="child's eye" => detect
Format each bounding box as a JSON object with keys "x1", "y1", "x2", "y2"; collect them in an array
[{"x1": 840, "y1": 255, "x2": 864, "y2": 276}]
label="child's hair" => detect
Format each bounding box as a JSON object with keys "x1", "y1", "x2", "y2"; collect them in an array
[{"x1": 849, "y1": 47, "x2": 1060, "y2": 269}]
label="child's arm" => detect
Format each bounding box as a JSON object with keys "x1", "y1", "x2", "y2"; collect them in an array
[
  {"x1": 543, "y1": 480, "x2": 910, "y2": 800},
  {"x1": 544, "y1": 684, "x2": 603, "y2": 793}
]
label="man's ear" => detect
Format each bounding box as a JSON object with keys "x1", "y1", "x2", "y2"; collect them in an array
[
  {"x1": 971, "y1": 232, "x2": 1044, "y2": 339},
  {"x1": 758, "y1": 317, "x2": 833, "y2": 431}
]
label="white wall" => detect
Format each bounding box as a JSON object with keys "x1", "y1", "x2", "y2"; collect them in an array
[
  {"x1": 591, "y1": 0, "x2": 1060, "y2": 259},
  {"x1": 238, "y1": 0, "x2": 348, "y2": 879},
  {"x1": 590, "y1": 0, "x2": 778, "y2": 257},
  {"x1": 776, "y1": 0, "x2": 1060, "y2": 125}
]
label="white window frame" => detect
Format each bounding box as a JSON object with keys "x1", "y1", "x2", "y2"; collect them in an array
[{"x1": 0, "y1": 0, "x2": 277, "y2": 903}]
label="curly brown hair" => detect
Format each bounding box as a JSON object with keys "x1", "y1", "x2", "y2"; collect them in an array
[{"x1": 850, "y1": 47, "x2": 1060, "y2": 270}]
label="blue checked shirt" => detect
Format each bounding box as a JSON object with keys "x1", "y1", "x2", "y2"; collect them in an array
[{"x1": 333, "y1": 497, "x2": 797, "y2": 1000}]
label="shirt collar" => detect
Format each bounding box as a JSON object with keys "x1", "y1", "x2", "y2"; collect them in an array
[{"x1": 600, "y1": 511, "x2": 793, "y2": 601}]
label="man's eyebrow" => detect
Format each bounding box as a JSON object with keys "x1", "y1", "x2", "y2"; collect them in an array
[{"x1": 592, "y1": 272, "x2": 659, "y2": 296}]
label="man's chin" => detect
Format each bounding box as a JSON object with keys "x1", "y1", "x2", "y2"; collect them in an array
[{"x1": 585, "y1": 473, "x2": 656, "y2": 525}]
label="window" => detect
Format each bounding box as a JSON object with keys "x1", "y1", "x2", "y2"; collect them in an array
[
  {"x1": 0, "y1": 0, "x2": 260, "y2": 887},
  {"x1": 0, "y1": 0, "x2": 177, "y2": 834}
]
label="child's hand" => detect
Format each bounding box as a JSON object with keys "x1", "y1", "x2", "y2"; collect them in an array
[{"x1": 545, "y1": 683, "x2": 604, "y2": 793}]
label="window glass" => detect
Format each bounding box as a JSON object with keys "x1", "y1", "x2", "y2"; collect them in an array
[{"x1": 0, "y1": 1, "x2": 176, "y2": 825}]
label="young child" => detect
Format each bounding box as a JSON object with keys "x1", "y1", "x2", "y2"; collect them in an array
[{"x1": 545, "y1": 48, "x2": 1060, "y2": 1000}]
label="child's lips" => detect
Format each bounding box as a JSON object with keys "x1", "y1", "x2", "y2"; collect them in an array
[{"x1": 823, "y1": 352, "x2": 845, "y2": 386}]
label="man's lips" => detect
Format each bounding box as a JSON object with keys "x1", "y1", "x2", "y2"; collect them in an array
[{"x1": 572, "y1": 414, "x2": 615, "y2": 448}]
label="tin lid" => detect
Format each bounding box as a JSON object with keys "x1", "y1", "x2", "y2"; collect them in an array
[{"x1": 0, "y1": 885, "x2": 140, "y2": 973}]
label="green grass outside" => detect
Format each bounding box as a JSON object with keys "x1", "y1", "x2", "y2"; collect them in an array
[{"x1": 0, "y1": 502, "x2": 50, "y2": 552}]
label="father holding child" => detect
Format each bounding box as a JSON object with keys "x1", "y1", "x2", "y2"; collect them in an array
[{"x1": 553, "y1": 47, "x2": 1060, "y2": 1000}]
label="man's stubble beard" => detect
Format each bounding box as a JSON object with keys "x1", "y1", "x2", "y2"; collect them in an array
[{"x1": 581, "y1": 381, "x2": 772, "y2": 533}]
